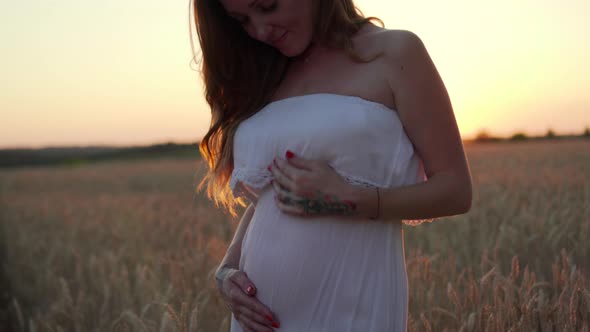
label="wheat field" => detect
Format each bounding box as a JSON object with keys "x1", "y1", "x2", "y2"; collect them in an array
[{"x1": 1, "y1": 139, "x2": 589, "y2": 332}]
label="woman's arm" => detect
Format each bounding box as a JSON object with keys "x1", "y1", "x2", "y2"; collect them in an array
[
  {"x1": 350, "y1": 30, "x2": 471, "y2": 220},
  {"x1": 346, "y1": 172, "x2": 471, "y2": 221},
  {"x1": 215, "y1": 202, "x2": 256, "y2": 281}
]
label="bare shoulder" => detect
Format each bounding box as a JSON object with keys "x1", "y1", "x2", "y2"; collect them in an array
[
  {"x1": 354, "y1": 27, "x2": 430, "y2": 80},
  {"x1": 380, "y1": 29, "x2": 424, "y2": 50},
  {"x1": 352, "y1": 27, "x2": 433, "y2": 109},
  {"x1": 354, "y1": 27, "x2": 425, "y2": 55},
  {"x1": 385, "y1": 30, "x2": 434, "y2": 93}
]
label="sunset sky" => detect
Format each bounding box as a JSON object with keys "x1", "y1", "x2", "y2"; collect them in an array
[{"x1": 1, "y1": 0, "x2": 589, "y2": 148}]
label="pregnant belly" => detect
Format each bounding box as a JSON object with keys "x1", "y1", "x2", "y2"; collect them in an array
[
  {"x1": 240, "y1": 191, "x2": 343, "y2": 305},
  {"x1": 238, "y1": 190, "x2": 405, "y2": 326}
]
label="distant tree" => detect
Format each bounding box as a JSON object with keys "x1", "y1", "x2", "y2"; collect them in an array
[
  {"x1": 510, "y1": 132, "x2": 528, "y2": 141},
  {"x1": 545, "y1": 128, "x2": 556, "y2": 139},
  {"x1": 474, "y1": 129, "x2": 504, "y2": 142},
  {"x1": 474, "y1": 129, "x2": 493, "y2": 142},
  {"x1": 584, "y1": 126, "x2": 590, "y2": 137}
]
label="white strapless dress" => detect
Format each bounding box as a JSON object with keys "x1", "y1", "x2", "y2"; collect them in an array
[{"x1": 228, "y1": 93, "x2": 433, "y2": 332}]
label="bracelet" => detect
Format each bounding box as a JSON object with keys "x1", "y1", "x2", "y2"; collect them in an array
[
  {"x1": 215, "y1": 265, "x2": 233, "y2": 284},
  {"x1": 369, "y1": 187, "x2": 380, "y2": 220}
]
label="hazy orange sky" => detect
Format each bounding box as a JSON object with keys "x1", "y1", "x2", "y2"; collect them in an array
[{"x1": 1, "y1": 0, "x2": 589, "y2": 148}]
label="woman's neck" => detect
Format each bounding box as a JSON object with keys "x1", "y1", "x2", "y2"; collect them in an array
[{"x1": 291, "y1": 41, "x2": 328, "y2": 66}]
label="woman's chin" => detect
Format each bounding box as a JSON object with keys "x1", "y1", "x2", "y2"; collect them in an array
[
  {"x1": 281, "y1": 49, "x2": 296, "y2": 57},
  {"x1": 280, "y1": 45, "x2": 310, "y2": 58}
]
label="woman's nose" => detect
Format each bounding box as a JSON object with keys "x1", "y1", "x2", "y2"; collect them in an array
[
  {"x1": 250, "y1": 16, "x2": 271, "y2": 41},
  {"x1": 256, "y1": 25, "x2": 269, "y2": 41},
  {"x1": 255, "y1": 24, "x2": 270, "y2": 41}
]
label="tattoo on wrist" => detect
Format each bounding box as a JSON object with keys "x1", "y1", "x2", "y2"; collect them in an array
[{"x1": 281, "y1": 190, "x2": 358, "y2": 216}]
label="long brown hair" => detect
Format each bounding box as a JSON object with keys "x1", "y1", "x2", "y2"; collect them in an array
[{"x1": 190, "y1": 0, "x2": 384, "y2": 218}]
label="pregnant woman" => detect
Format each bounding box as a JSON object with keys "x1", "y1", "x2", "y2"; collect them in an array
[{"x1": 192, "y1": 0, "x2": 473, "y2": 331}]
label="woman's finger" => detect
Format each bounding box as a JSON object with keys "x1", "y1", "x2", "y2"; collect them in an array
[
  {"x1": 271, "y1": 177, "x2": 292, "y2": 197},
  {"x1": 236, "y1": 303, "x2": 276, "y2": 330},
  {"x1": 275, "y1": 157, "x2": 309, "y2": 181},
  {"x1": 236, "y1": 310, "x2": 276, "y2": 332},
  {"x1": 236, "y1": 318, "x2": 256, "y2": 332},
  {"x1": 232, "y1": 291, "x2": 277, "y2": 328},
  {"x1": 236, "y1": 319, "x2": 251, "y2": 332},
  {"x1": 274, "y1": 193, "x2": 307, "y2": 216},
  {"x1": 271, "y1": 159, "x2": 296, "y2": 190},
  {"x1": 228, "y1": 270, "x2": 257, "y2": 296},
  {"x1": 283, "y1": 151, "x2": 315, "y2": 171},
  {"x1": 273, "y1": 183, "x2": 304, "y2": 208},
  {"x1": 226, "y1": 271, "x2": 277, "y2": 323}
]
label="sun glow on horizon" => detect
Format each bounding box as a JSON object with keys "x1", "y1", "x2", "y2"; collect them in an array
[{"x1": 1, "y1": 0, "x2": 588, "y2": 148}]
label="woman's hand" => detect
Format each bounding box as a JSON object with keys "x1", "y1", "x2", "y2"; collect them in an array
[
  {"x1": 216, "y1": 267, "x2": 280, "y2": 331},
  {"x1": 268, "y1": 150, "x2": 359, "y2": 218}
]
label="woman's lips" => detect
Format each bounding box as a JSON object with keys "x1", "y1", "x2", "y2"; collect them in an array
[{"x1": 271, "y1": 31, "x2": 287, "y2": 47}]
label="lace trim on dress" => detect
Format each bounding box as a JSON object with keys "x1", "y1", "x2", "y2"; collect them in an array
[
  {"x1": 332, "y1": 169, "x2": 435, "y2": 226},
  {"x1": 230, "y1": 167, "x2": 272, "y2": 191},
  {"x1": 230, "y1": 166, "x2": 434, "y2": 226},
  {"x1": 229, "y1": 167, "x2": 271, "y2": 204}
]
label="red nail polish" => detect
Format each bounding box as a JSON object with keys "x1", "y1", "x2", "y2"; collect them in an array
[
  {"x1": 286, "y1": 150, "x2": 294, "y2": 159},
  {"x1": 246, "y1": 285, "x2": 254, "y2": 294},
  {"x1": 272, "y1": 321, "x2": 280, "y2": 328},
  {"x1": 265, "y1": 315, "x2": 273, "y2": 322},
  {"x1": 267, "y1": 165, "x2": 272, "y2": 171}
]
